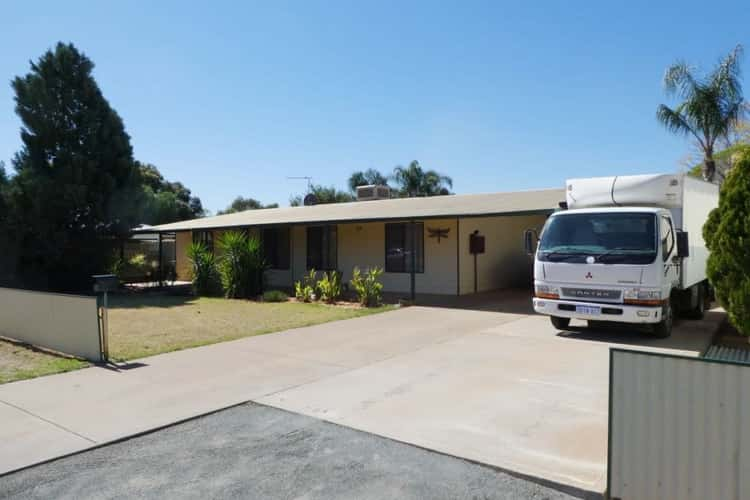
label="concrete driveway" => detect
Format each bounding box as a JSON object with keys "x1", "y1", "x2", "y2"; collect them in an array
[{"x1": 0, "y1": 290, "x2": 720, "y2": 497}]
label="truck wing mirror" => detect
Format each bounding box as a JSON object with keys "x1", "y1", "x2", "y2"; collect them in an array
[
  {"x1": 524, "y1": 229, "x2": 538, "y2": 256},
  {"x1": 676, "y1": 231, "x2": 689, "y2": 258}
]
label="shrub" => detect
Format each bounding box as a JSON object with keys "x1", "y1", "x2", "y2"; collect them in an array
[
  {"x1": 350, "y1": 267, "x2": 384, "y2": 307},
  {"x1": 186, "y1": 242, "x2": 219, "y2": 296},
  {"x1": 294, "y1": 269, "x2": 317, "y2": 302},
  {"x1": 704, "y1": 151, "x2": 750, "y2": 334},
  {"x1": 109, "y1": 254, "x2": 125, "y2": 277},
  {"x1": 317, "y1": 271, "x2": 342, "y2": 303},
  {"x1": 263, "y1": 290, "x2": 289, "y2": 302},
  {"x1": 216, "y1": 231, "x2": 266, "y2": 299},
  {"x1": 128, "y1": 254, "x2": 151, "y2": 276}
]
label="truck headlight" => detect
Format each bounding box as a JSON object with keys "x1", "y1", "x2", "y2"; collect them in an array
[
  {"x1": 535, "y1": 284, "x2": 560, "y2": 299},
  {"x1": 623, "y1": 288, "x2": 663, "y2": 306}
]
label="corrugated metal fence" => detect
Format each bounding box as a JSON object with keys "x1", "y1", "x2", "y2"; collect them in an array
[{"x1": 608, "y1": 348, "x2": 750, "y2": 500}]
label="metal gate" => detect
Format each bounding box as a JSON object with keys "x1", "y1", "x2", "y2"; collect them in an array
[{"x1": 608, "y1": 348, "x2": 750, "y2": 500}]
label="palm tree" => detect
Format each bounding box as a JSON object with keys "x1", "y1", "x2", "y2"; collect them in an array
[
  {"x1": 347, "y1": 168, "x2": 390, "y2": 192},
  {"x1": 657, "y1": 45, "x2": 745, "y2": 182},
  {"x1": 391, "y1": 160, "x2": 453, "y2": 197}
]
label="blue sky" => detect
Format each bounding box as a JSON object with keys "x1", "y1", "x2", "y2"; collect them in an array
[{"x1": 1, "y1": 1, "x2": 748, "y2": 213}]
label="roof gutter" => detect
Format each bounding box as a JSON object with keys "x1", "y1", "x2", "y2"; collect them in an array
[{"x1": 135, "y1": 208, "x2": 557, "y2": 234}]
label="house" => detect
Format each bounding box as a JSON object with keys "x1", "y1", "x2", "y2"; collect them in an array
[{"x1": 139, "y1": 187, "x2": 564, "y2": 297}]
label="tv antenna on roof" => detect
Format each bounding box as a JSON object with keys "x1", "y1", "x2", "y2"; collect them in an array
[
  {"x1": 287, "y1": 176, "x2": 317, "y2": 205},
  {"x1": 287, "y1": 176, "x2": 313, "y2": 192}
]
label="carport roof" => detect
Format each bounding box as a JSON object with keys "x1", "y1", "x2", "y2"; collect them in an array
[{"x1": 141, "y1": 188, "x2": 565, "y2": 232}]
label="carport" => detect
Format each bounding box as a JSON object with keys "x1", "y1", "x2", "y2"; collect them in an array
[{"x1": 139, "y1": 188, "x2": 565, "y2": 299}]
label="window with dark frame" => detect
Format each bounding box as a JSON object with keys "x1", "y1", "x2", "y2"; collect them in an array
[
  {"x1": 385, "y1": 222, "x2": 424, "y2": 273},
  {"x1": 192, "y1": 230, "x2": 214, "y2": 253},
  {"x1": 263, "y1": 227, "x2": 290, "y2": 270},
  {"x1": 306, "y1": 225, "x2": 337, "y2": 270}
]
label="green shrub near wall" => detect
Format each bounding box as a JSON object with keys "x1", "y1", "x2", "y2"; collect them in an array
[
  {"x1": 704, "y1": 151, "x2": 750, "y2": 335},
  {"x1": 186, "y1": 242, "x2": 220, "y2": 296},
  {"x1": 350, "y1": 267, "x2": 384, "y2": 307},
  {"x1": 216, "y1": 231, "x2": 266, "y2": 299}
]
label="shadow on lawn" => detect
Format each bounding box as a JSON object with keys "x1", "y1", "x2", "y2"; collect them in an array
[{"x1": 108, "y1": 293, "x2": 199, "y2": 310}]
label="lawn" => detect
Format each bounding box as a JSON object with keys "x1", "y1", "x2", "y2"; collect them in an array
[
  {"x1": 0, "y1": 338, "x2": 88, "y2": 385},
  {"x1": 107, "y1": 294, "x2": 394, "y2": 360}
]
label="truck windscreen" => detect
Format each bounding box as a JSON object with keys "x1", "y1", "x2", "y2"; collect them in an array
[{"x1": 538, "y1": 212, "x2": 658, "y2": 264}]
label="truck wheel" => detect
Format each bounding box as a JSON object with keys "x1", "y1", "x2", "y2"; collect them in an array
[
  {"x1": 653, "y1": 303, "x2": 673, "y2": 338},
  {"x1": 550, "y1": 316, "x2": 570, "y2": 330},
  {"x1": 688, "y1": 285, "x2": 705, "y2": 320}
]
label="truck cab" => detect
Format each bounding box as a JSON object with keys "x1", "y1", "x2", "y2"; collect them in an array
[
  {"x1": 532, "y1": 207, "x2": 681, "y2": 336},
  {"x1": 528, "y1": 174, "x2": 717, "y2": 338}
]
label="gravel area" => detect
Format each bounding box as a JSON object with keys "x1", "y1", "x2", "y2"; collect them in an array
[{"x1": 0, "y1": 402, "x2": 585, "y2": 500}]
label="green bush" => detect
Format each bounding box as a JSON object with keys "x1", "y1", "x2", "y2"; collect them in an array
[
  {"x1": 111, "y1": 253, "x2": 158, "y2": 281},
  {"x1": 350, "y1": 267, "x2": 384, "y2": 307},
  {"x1": 317, "y1": 271, "x2": 342, "y2": 303},
  {"x1": 128, "y1": 254, "x2": 151, "y2": 275},
  {"x1": 704, "y1": 151, "x2": 750, "y2": 334},
  {"x1": 109, "y1": 254, "x2": 125, "y2": 277},
  {"x1": 294, "y1": 269, "x2": 317, "y2": 302},
  {"x1": 216, "y1": 231, "x2": 266, "y2": 299},
  {"x1": 263, "y1": 290, "x2": 289, "y2": 302},
  {"x1": 186, "y1": 242, "x2": 219, "y2": 296}
]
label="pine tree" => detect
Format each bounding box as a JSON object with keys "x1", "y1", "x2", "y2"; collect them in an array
[
  {"x1": 10, "y1": 42, "x2": 139, "y2": 290},
  {"x1": 704, "y1": 150, "x2": 750, "y2": 333}
]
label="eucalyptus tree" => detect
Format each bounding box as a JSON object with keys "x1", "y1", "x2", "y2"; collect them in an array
[{"x1": 657, "y1": 45, "x2": 745, "y2": 182}]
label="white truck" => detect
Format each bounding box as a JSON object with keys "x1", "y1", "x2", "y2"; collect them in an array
[{"x1": 527, "y1": 173, "x2": 719, "y2": 337}]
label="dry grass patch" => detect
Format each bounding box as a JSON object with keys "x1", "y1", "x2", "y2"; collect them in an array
[
  {"x1": 0, "y1": 338, "x2": 88, "y2": 384},
  {"x1": 108, "y1": 294, "x2": 394, "y2": 360}
]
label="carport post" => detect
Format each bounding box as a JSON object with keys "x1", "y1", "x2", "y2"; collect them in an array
[
  {"x1": 158, "y1": 232, "x2": 163, "y2": 286},
  {"x1": 410, "y1": 220, "x2": 416, "y2": 302}
]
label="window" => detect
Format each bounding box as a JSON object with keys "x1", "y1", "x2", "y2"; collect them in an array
[
  {"x1": 263, "y1": 227, "x2": 290, "y2": 270},
  {"x1": 660, "y1": 215, "x2": 674, "y2": 261},
  {"x1": 385, "y1": 222, "x2": 424, "y2": 273},
  {"x1": 192, "y1": 230, "x2": 213, "y2": 253},
  {"x1": 307, "y1": 225, "x2": 337, "y2": 270}
]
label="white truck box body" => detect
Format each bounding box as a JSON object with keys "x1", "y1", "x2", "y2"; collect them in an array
[
  {"x1": 566, "y1": 173, "x2": 682, "y2": 209},
  {"x1": 565, "y1": 173, "x2": 718, "y2": 288},
  {"x1": 677, "y1": 176, "x2": 719, "y2": 288}
]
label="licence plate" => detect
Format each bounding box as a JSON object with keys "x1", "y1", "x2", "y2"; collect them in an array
[{"x1": 576, "y1": 305, "x2": 600, "y2": 316}]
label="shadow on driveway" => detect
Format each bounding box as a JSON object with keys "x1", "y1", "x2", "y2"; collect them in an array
[{"x1": 553, "y1": 309, "x2": 725, "y2": 354}]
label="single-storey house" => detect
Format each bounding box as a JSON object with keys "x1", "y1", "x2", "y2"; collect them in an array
[{"x1": 140, "y1": 187, "x2": 564, "y2": 297}]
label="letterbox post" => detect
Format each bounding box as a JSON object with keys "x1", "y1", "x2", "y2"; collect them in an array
[{"x1": 93, "y1": 274, "x2": 119, "y2": 362}]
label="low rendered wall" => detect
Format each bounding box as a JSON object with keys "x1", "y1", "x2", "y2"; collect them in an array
[{"x1": 0, "y1": 287, "x2": 102, "y2": 362}]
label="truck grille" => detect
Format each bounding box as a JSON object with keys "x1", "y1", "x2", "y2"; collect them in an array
[{"x1": 561, "y1": 287, "x2": 621, "y2": 301}]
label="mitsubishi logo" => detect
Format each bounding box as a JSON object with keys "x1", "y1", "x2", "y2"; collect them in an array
[{"x1": 585, "y1": 272, "x2": 593, "y2": 279}]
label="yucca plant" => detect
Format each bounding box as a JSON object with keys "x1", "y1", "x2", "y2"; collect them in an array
[
  {"x1": 215, "y1": 230, "x2": 266, "y2": 298},
  {"x1": 350, "y1": 267, "x2": 384, "y2": 307},
  {"x1": 186, "y1": 242, "x2": 219, "y2": 296}
]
